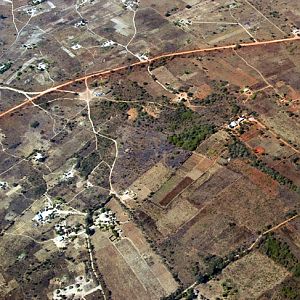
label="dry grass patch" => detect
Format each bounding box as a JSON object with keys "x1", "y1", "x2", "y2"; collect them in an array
[
  {"x1": 130, "y1": 161, "x2": 171, "y2": 201},
  {"x1": 156, "y1": 197, "x2": 199, "y2": 236},
  {"x1": 127, "y1": 107, "x2": 138, "y2": 121},
  {"x1": 198, "y1": 251, "x2": 290, "y2": 299}
]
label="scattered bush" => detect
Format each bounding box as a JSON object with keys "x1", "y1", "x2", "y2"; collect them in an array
[{"x1": 30, "y1": 121, "x2": 40, "y2": 128}]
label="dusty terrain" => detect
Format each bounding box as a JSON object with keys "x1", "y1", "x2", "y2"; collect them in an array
[{"x1": 0, "y1": 0, "x2": 300, "y2": 300}]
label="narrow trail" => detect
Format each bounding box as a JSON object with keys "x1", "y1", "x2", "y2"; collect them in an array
[
  {"x1": 181, "y1": 213, "x2": 300, "y2": 296},
  {"x1": 83, "y1": 77, "x2": 99, "y2": 150},
  {"x1": 247, "y1": 213, "x2": 300, "y2": 251},
  {"x1": 85, "y1": 236, "x2": 107, "y2": 300},
  {"x1": 229, "y1": 6, "x2": 257, "y2": 42},
  {"x1": 243, "y1": 0, "x2": 286, "y2": 36},
  {"x1": 233, "y1": 49, "x2": 281, "y2": 96},
  {"x1": 0, "y1": 36, "x2": 299, "y2": 118},
  {"x1": 250, "y1": 117, "x2": 300, "y2": 155}
]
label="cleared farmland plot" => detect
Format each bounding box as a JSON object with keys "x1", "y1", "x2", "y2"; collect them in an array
[{"x1": 197, "y1": 251, "x2": 290, "y2": 299}]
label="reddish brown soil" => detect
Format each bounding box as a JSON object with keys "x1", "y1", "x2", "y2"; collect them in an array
[
  {"x1": 160, "y1": 177, "x2": 194, "y2": 206},
  {"x1": 240, "y1": 124, "x2": 262, "y2": 142},
  {"x1": 243, "y1": 165, "x2": 279, "y2": 198},
  {"x1": 254, "y1": 146, "x2": 266, "y2": 154},
  {"x1": 195, "y1": 84, "x2": 212, "y2": 99}
]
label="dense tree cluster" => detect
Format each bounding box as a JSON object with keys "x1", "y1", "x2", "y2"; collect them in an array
[
  {"x1": 262, "y1": 234, "x2": 300, "y2": 277},
  {"x1": 168, "y1": 125, "x2": 215, "y2": 151},
  {"x1": 228, "y1": 139, "x2": 252, "y2": 158}
]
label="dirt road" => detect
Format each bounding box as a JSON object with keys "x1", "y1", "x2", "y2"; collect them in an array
[{"x1": 0, "y1": 36, "x2": 299, "y2": 118}]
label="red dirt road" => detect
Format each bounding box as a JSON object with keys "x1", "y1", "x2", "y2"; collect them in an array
[{"x1": 0, "y1": 36, "x2": 299, "y2": 118}]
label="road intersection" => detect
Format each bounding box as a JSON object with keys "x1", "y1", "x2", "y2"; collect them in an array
[{"x1": 0, "y1": 35, "x2": 299, "y2": 118}]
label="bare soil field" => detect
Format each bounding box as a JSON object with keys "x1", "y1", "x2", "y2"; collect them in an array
[
  {"x1": 274, "y1": 155, "x2": 300, "y2": 186},
  {"x1": 196, "y1": 130, "x2": 230, "y2": 159},
  {"x1": 231, "y1": 159, "x2": 280, "y2": 198},
  {"x1": 151, "y1": 173, "x2": 184, "y2": 205},
  {"x1": 188, "y1": 166, "x2": 240, "y2": 207},
  {"x1": 94, "y1": 239, "x2": 149, "y2": 300},
  {"x1": 105, "y1": 199, "x2": 178, "y2": 296}
]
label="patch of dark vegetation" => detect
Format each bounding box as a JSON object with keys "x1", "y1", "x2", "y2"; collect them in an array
[
  {"x1": 228, "y1": 138, "x2": 252, "y2": 159},
  {"x1": 168, "y1": 124, "x2": 215, "y2": 151},
  {"x1": 197, "y1": 251, "x2": 242, "y2": 283},
  {"x1": 201, "y1": 92, "x2": 227, "y2": 106},
  {"x1": 21, "y1": 171, "x2": 47, "y2": 199},
  {"x1": 30, "y1": 120, "x2": 40, "y2": 128},
  {"x1": 0, "y1": 61, "x2": 12, "y2": 74},
  {"x1": 76, "y1": 152, "x2": 102, "y2": 179},
  {"x1": 168, "y1": 104, "x2": 199, "y2": 131},
  {"x1": 8, "y1": 142, "x2": 21, "y2": 149},
  {"x1": 111, "y1": 79, "x2": 154, "y2": 102},
  {"x1": 131, "y1": 209, "x2": 162, "y2": 241},
  {"x1": 291, "y1": 157, "x2": 300, "y2": 171},
  {"x1": 231, "y1": 103, "x2": 241, "y2": 115},
  {"x1": 261, "y1": 234, "x2": 300, "y2": 277},
  {"x1": 8, "y1": 194, "x2": 32, "y2": 216},
  {"x1": 95, "y1": 98, "x2": 130, "y2": 115},
  {"x1": 165, "y1": 6, "x2": 179, "y2": 17},
  {"x1": 161, "y1": 287, "x2": 184, "y2": 300},
  {"x1": 85, "y1": 209, "x2": 95, "y2": 236},
  {"x1": 280, "y1": 278, "x2": 300, "y2": 300},
  {"x1": 281, "y1": 285, "x2": 300, "y2": 299}
]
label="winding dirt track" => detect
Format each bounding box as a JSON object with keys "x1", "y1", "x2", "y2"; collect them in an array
[{"x1": 0, "y1": 36, "x2": 299, "y2": 118}]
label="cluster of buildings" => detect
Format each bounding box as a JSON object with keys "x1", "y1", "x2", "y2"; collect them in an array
[
  {"x1": 100, "y1": 40, "x2": 116, "y2": 48},
  {"x1": 74, "y1": 19, "x2": 88, "y2": 28},
  {"x1": 32, "y1": 204, "x2": 58, "y2": 225},
  {"x1": 228, "y1": 116, "x2": 246, "y2": 129},
  {"x1": 53, "y1": 220, "x2": 82, "y2": 248},
  {"x1": 292, "y1": 27, "x2": 300, "y2": 36},
  {"x1": 121, "y1": 0, "x2": 139, "y2": 10},
  {"x1": 53, "y1": 276, "x2": 98, "y2": 300},
  {"x1": 94, "y1": 209, "x2": 118, "y2": 228},
  {"x1": 0, "y1": 181, "x2": 8, "y2": 190}
]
